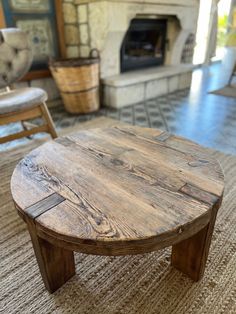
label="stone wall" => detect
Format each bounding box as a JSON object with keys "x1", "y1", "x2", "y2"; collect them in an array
[
  {"x1": 63, "y1": 0, "x2": 91, "y2": 58},
  {"x1": 63, "y1": 0, "x2": 80, "y2": 57}
]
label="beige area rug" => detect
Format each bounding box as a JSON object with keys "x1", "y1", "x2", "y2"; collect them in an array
[
  {"x1": 1, "y1": 117, "x2": 236, "y2": 314},
  {"x1": 210, "y1": 84, "x2": 236, "y2": 98}
]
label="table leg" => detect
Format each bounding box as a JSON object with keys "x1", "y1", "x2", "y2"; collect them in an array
[
  {"x1": 171, "y1": 204, "x2": 219, "y2": 281},
  {"x1": 27, "y1": 221, "x2": 75, "y2": 293}
]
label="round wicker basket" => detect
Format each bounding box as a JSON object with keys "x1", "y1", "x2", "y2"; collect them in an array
[{"x1": 49, "y1": 56, "x2": 100, "y2": 114}]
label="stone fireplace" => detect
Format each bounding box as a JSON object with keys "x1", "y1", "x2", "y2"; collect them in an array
[{"x1": 73, "y1": 0, "x2": 199, "y2": 108}]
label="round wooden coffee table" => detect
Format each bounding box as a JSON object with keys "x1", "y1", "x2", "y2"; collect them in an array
[{"x1": 11, "y1": 125, "x2": 224, "y2": 293}]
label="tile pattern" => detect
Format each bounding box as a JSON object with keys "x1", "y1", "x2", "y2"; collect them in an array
[{"x1": 1, "y1": 63, "x2": 236, "y2": 155}]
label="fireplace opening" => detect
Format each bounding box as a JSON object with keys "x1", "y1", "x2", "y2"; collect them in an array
[{"x1": 120, "y1": 18, "x2": 168, "y2": 73}]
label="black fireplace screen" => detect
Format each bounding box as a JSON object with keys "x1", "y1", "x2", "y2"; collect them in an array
[{"x1": 120, "y1": 18, "x2": 167, "y2": 73}]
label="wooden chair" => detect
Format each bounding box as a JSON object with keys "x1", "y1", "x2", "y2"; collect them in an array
[{"x1": 0, "y1": 28, "x2": 57, "y2": 144}]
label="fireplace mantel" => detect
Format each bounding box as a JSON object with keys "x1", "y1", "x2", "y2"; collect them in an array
[{"x1": 75, "y1": 0, "x2": 198, "y2": 6}]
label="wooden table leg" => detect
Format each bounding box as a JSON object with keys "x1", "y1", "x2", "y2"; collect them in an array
[
  {"x1": 171, "y1": 201, "x2": 221, "y2": 281},
  {"x1": 27, "y1": 220, "x2": 75, "y2": 293}
]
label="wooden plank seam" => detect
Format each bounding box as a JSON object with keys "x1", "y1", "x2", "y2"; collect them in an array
[
  {"x1": 25, "y1": 193, "x2": 65, "y2": 220},
  {"x1": 154, "y1": 131, "x2": 171, "y2": 142},
  {"x1": 180, "y1": 183, "x2": 219, "y2": 206}
]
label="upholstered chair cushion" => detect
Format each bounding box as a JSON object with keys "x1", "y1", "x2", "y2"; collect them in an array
[
  {"x1": 0, "y1": 28, "x2": 33, "y2": 88},
  {"x1": 0, "y1": 88, "x2": 47, "y2": 114}
]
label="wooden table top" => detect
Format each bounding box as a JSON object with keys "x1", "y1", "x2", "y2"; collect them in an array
[{"x1": 11, "y1": 125, "x2": 224, "y2": 255}]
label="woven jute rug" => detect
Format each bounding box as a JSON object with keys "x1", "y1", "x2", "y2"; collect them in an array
[
  {"x1": 210, "y1": 84, "x2": 236, "y2": 98},
  {"x1": 1, "y1": 117, "x2": 236, "y2": 314}
]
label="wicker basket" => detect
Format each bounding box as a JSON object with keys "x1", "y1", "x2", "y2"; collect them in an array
[{"x1": 49, "y1": 55, "x2": 100, "y2": 114}]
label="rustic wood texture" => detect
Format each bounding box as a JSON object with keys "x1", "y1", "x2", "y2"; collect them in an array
[
  {"x1": 26, "y1": 218, "x2": 75, "y2": 293},
  {"x1": 25, "y1": 193, "x2": 65, "y2": 219},
  {"x1": 171, "y1": 197, "x2": 222, "y2": 281},
  {"x1": 11, "y1": 125, "x2": 224, "y2": 291}
]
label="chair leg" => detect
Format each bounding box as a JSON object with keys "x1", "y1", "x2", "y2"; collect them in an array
[
  {"x1": 40, "y1": 102, "x2": 58, "y2": 139},
  {"x1": 0, "y1": 106, "x2": 45, "y2": 144},
  {"x1": 0, "y1": 104, "x2": 57, "y2": 144}
]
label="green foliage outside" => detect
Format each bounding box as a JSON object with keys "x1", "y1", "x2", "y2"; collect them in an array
[
  {"x1": 217, "y1": 14, "x2": 228, "y2": 47},
  {"x1": 218, "y1": 10, "x2": 236, "y2": 47}
]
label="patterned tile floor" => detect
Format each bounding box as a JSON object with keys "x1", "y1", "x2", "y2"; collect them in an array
[{"x1": 1, "y1": 63, "x2": 236, "y2": 154}]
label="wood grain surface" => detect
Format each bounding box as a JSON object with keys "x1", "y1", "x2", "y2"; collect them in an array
[
  {"x1": 11, "y1": 125, "x2": 224, "y2": 256},
  {"x1": 11, "y1": 124, "x2": 225, "y2": 291}
]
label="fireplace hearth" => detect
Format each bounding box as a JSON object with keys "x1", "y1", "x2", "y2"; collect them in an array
[{"x1": 120, "y1": 18, "x2": 167, "y2": 72}]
